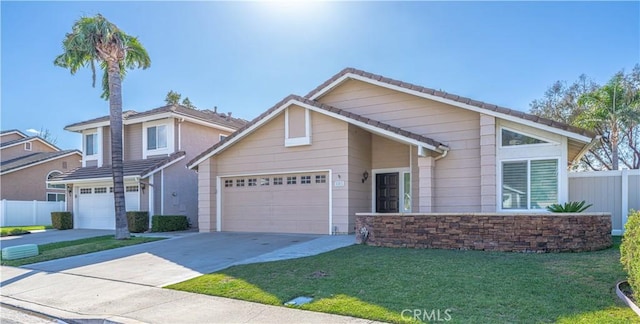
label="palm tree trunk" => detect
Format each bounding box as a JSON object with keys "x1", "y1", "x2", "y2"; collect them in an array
[
  {"x1": 107, "y1": 61, "x2": 130, "y2": 240},
  {"x1": 611, "y1": 121, "x2": 620, "y2": 171}
]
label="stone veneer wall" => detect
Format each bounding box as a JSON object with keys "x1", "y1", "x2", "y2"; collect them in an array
[{"x1": 355, "y1": 213, "x2": 612, "y2": 253}]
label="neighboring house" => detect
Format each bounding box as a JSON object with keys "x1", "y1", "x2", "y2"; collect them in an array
[
  {"x1": 187, "y1": 68, "x2": 596, "y2": 235},
  {"x1": 50, "y1": 105, "x2": 246, "y2": 230},
  {"x1": 1, "y1": 129, "x2": 82, "y2": 202}
]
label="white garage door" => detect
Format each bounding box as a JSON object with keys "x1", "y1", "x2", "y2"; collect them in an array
[
  {"x1": 221, "y1": 172, "x2": 329, "y2": 234},
  {"x1": 76, "y1": 185, "x2": 140, "y2": 229}
]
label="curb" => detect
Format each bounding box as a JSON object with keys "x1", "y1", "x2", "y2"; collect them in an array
[{"x1": 616, "y1": 281, "x2": 640, "y2": 317}]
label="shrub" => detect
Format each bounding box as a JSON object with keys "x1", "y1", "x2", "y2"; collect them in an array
[
  {"x1": 546, "y1": 201, "x2": 592, "y2": 213},
  {"x1": 151, "y1": 215, "x2": 189, "y2": 232},
  {"x1": 621, "y1": 210, "x2": 640, "y2": 301},
  {"x1": 51, "y1": 212, "x2": 73, "y2": 230},
  {"x1": 127, "y1": 211, "x2": 149, "y2": 233}
]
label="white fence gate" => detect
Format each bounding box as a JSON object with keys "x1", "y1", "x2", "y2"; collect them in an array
[
  {"x1": 0, "y1": 200, "x2": 66, "y2": 227},
  {"x1": 569, "y1": 170, "x2": 640, "y2": 235}
]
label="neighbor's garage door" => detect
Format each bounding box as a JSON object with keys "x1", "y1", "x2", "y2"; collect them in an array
[
  {"x1": 76, "y1": 185, "x2": 140, "y2": 229},
  {"x1": 221, "y1": 172, "x2": 329, "y2": 234}
]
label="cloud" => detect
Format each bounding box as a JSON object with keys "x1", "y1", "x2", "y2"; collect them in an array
[{"x1": 26, "y1": 128, "x2": 41, "y2": 135}]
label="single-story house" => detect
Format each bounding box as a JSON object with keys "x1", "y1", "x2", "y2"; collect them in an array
[{"x1": 187, "y1": 68, "x2": 596, "y2": 235}]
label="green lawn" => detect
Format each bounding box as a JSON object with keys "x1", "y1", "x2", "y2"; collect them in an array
[
  {"x1": 1, "y1": 225, "x2": 53, "y2": 237},
  {"x1": 168, "y1": 237, "x2": 638, "y2": 323},
  {"x1": 1, "y1": 235, "x2": 165, "y2": 267}
]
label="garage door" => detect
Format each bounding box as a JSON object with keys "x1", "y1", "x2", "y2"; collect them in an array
[
  {"x1": 76, "y1": 185, "x2": 140, "y2": 229},
  {"x1": 221, "y1": 172, "x2": 329, "y2": 234}
]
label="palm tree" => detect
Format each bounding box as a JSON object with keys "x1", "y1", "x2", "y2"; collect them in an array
[
  {"x1": 54, "y1": 14, "x2": 150, "y2": 239},
  {"x1": 577, "y1": 73, "x2": 640, "y2": 170}
]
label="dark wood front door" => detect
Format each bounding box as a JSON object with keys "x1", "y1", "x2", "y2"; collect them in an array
[{"x1": 376, "y1": 173, "x2": 399, "y2": 213}]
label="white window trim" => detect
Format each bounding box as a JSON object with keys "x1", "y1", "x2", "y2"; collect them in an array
[
  {"x1": 46, "y1": 170, "x2": 65, "y2": 189},
  {"x1": 497, "y1": 157, "x2": 561, "y2": 212},
  {"x1": 142, "y1": 119, "x2": 175, "y2": 159},
  {"x1": 284, "y1": 107, "x2": 312, "y2": 147},
  {"x1": 371, "y1": 168, "x2": 411, "y2": 213},
  {"x1": 219, "y1": 134, "x2": 228, "y2": 141},
  {"x1": 499, "y1": 126, "x2": 558, "y2": 148},
  {"x1": 46, "y1": 192, "x2": 66, "y2": 202},
  {"x1": 24, "y1": 142, "x2": 32, "y2": 151},
  {"x1": 82, "y1": 128, "x2": 102, "y2": 167}
]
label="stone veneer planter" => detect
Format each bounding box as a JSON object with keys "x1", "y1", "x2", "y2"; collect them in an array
[{"x1": 355, "y1": 213, "x2": 612, "y2": 253}]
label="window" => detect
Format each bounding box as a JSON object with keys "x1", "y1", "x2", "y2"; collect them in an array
[
  {"x1": 403, "y1": 172, "x2": 411, "y2": 212},
  {"x1": 80, "y1": 188, "x2": 92, "y2": 194},
  {"x1": 315, "y1": 175, "x2": 326, "y2": 184},
  {"x1": 219, "y1": 135, "x2": 227, "y2": 141},
  {"x1": 47, "y1": 171, "x2": 65, "y2": 189},
  {"x1": 287, "y1": 176, "x2": 297, "y2": 185},
  {"x1": 260, "y1": 178, "x2": 270, "y2": 186},
  {"x1": 502, "y1": 159, "x2": 558, "y2": 210},
  {"x1": 248, "y1": 178, "x2": 257, "y2": 186},
  {"x1": 85, "y1": 133, "x2": 98, "y2": 156},
  {"x1": 126, "y1": 186, "x2": 139, "y2": 192},
  {"x1": 62, "y1": 161, "x2": 68, "y2": 169},
  {"x1": 94, "y1": 187, "x2": 107, "y2": 194},
  {"x1": 147, "y1": 125, "x2": 168, "y2": 150},
  {"x1": 301, "y1": 175, "x2": 311, "y2": 184},
  {"x1": 236, "y1": 179, "x2": 245, "y2": 187},
  {"x1": 273, "y1": 177, "x2": 283, "y2": 185},
  {"x1": 110, "y1": 187, "x2": 114, "y2": 193},
  {"x1": 24, "y1": 142, "x2": 32, "y2": 151},
  {"x1": 225, "y1": 179, "x2": 233, "y2": 187},
  {"x1": 47, "y1": 193, "x2": 65, "y2": 202},
  {"x1": 501, "y1": 128, "x2": 548, "y2": 146}
]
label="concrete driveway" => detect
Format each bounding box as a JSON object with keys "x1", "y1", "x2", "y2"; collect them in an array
[
  {"x1": 22, "y1": 232, "x2": 320, "y2": 287},
  {"x1": 0, "y1": 229, "x2": 114, "y2": 248}
]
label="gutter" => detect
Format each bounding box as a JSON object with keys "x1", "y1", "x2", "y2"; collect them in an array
[{"x1": 434, "y1": 145, "x2": 450, "y2": 161}]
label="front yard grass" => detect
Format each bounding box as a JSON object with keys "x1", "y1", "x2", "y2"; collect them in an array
[
  {"x1": 1, "y1": 235, "x2": 164, "y2": 267},
  {"x1": 167, "y1": 237, "x2": 638, "y2": 323},
  {"x1": 1, "y1": 225, "x2": 53, "y2": 237}
]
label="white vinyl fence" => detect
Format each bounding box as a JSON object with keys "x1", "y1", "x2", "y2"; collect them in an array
[
  {"x1": 569, "y1": 170, "x2": 639, "y2": 235},
  {"x1": 0, "y1": 200, "x2": 66, "y2": 227}
]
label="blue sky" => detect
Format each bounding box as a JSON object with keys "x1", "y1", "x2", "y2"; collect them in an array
[{"x1": 2, "y1": 1, "x2": 638, "y2": 150}]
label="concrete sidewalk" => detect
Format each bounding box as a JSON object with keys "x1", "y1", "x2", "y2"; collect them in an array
[{"x1": 1, "y1": 234, "x2": 365, "y2": 323}]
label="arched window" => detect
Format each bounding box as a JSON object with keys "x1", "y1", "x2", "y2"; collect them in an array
[{"x1": 47, "y1": 171, "x2": 65, "y2": 189}]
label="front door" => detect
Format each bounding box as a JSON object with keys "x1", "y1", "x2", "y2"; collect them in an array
[{"x1": 376, "y1": 173, "x2": 399, "y2": 213}]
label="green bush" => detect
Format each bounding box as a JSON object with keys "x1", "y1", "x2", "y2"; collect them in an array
[
  {"x1": 127, "y1": 211, "x2": 149, "y2": 233},
  {"x1": 151, "y1": 215, "x2": 189, "y2": 232},
  {"x1": 546, "y1": 200, "x2": 592, "y2": 213},
  {"x1": 51, "y1": 212, "x2": 73, "y2": 230},
  {"x1": 621, "y1": 210, "x2": 640, "y2": 301}
]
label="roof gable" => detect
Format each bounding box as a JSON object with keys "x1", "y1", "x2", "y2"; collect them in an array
[
  {"x1": 187, "y1": 95, "x2": 447, "y2": 169},
  {"x1": 0, "y1": 136, "x2": 60, "y2": 152},
  {"x1": 305, "y1": 68, "x2": 595, "y2": 142},
  {"x1": 0, "y1": 129, "x2": 27, "y2": 139}
]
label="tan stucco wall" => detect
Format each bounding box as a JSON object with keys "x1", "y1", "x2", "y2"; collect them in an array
[
  {"x1": 319, "y1": 79, "x2": 482, "y2": 212},
  {"x1": 1, "y1": 153, "x2": 82, "y2": 201}
]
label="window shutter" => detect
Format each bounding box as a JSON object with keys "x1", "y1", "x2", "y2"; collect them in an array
[
  {"x1": 502, "y1": 161, "x2": 528, "y2": 209},
  {"x1": 530, "y1": 159, "x2": 558, "y2": 209}
]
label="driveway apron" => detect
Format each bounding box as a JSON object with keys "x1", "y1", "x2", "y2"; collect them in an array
[{"x1": 22, "y1": 232, "x2": 319, "y2": 287}]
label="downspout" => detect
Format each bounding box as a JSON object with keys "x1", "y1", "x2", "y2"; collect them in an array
[
  {"x1": 177, "y1": 118, "x2": 185, "y2": 151},
  {"x1": 434, "y1": 145, "x2": 450, "y2": 161}
]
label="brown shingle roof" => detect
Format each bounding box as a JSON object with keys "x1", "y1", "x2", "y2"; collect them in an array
[
  {"x1": 1, "y1": 150, "x2": 81, "y2": 174},
  {"x1": 52, "y1": 151, "x2": 185, "y2": 181},
  {"x1": 65, "y1": 105, "x2": 248, "y2": 130},
  {"x1": 305, "y1": 67, "x2": 595, "y2": 138},
  {"x1": 187, "y1": 95, "x2": 446, "y2": 168}
]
